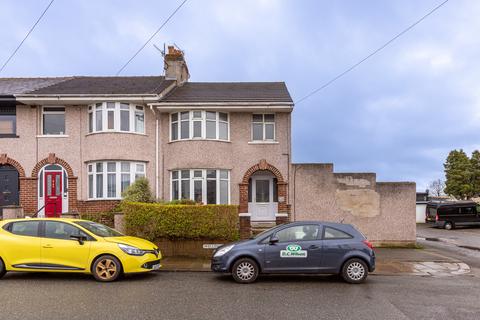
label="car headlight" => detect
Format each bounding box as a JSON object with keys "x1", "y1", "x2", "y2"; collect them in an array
[
  {"x1": 118, "y1": 243, "x2": 145, "y2": 256},
  {"x1": 214, "y1": 244, "x2": 235, "y2": 258}
]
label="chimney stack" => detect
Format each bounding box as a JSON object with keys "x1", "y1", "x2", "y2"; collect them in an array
[{"x1": 164, "y1": 46, "x2": 190, "y2": 84}]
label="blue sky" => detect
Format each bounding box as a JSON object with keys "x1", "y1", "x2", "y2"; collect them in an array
[{"x1": 0, "y1": 0, "x2": 477, "y2": 191}]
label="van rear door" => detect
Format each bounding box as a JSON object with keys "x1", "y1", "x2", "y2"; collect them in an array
[{"x1": 425, "y1": 206, "x2": 437, "y2": 223}]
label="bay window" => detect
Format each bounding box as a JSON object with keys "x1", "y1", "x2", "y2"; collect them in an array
[
  {"x1": 170, "y1": 111, "x2": 229, "y2": 141},
  {"x1": 88, "y1": 161, "x2": 146, "y2": 199},
  {"x1": 88, "y1": 102, "x2": 145, "y2": 134},
  {"x1": 171, "y1": 169, "x2": 230, "y2": 204}
]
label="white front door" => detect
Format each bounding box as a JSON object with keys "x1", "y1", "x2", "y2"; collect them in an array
[{"x1": 248, "y1": 175, "x2": 277, "y2": 221}]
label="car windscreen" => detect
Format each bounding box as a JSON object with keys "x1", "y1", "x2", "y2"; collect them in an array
[
  {"x1": 74, "y1": 221, "x2": 123, "y2": 237},
  {"x1": 252, "y1": 229, "x2": 271, "y2": 240}
]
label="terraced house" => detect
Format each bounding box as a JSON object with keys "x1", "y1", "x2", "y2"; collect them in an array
[{"x1": 0, "y1": 47, "x2": 416, "y2": 244}]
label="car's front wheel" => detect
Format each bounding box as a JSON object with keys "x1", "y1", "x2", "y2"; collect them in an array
[
  {"x1": 92, "y1": 255, "x2": 122, "y2": 282},
  {"x1": 0, "y1": 258, "x2": 6, "y2": 279},
  {"x1": 342, "y1": 258, "x2": 368, "y2": 284},
  {"x1": 232, "y1": 258, "x2": 259, "y2": 284}
]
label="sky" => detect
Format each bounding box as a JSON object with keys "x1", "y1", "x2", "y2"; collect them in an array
[{"x1": 0, "y1": 0, "x2": 477, "y2": 191}]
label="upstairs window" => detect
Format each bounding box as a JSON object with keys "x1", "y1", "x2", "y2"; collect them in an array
[
  {"x1": 170, "y1": 111, "x2": 229, "y2": 141},
  {"x1": 42, "y1": 107, "x2": 65, "y2": 135},
  {"x1": 252, "y1": 114, "x2": 275, "y2": 141},
  {"x1": 0, "y1": 106, "x2": 16, "y2": 137},
  {"x1": 88, "y1": 103, "x2": 145, "y2": 134}
]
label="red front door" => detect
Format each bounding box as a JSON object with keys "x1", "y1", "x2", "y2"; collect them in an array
[{"x1": 45, "y1": 171, "x2": 62, "y2": 217}]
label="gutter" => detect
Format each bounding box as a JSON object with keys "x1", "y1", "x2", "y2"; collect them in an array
[
  {"x1": 14, "y1": 95, "x2": 161, "y2": 105},
  {"x1": 149, "y1": 101, "x2": 293, "y2": 107}
]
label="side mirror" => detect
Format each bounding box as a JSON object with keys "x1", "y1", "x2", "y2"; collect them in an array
[
  {"x1": 269, "y1": 236, "x2": 279, "y2": 244},
  {"x1": 70, "y1": 235, "x2": 86, "y2": 245}
]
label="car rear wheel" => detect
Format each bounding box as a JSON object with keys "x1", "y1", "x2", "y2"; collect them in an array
[
  {"x1": 444, "y1": 221, "x2": 454, "y2": 230},
  {"x1": 0, "y1": 258, "x2": 6, "y2": 279},
  {"x1": 92, "y1": 255, "x2": 122, "y2": 282},
  {"x1": 342, "y1": 258, "x2": 368, "y2": 284},
  {"x1": 232, "y1": 258, "x2": 259, "y2": 284}
]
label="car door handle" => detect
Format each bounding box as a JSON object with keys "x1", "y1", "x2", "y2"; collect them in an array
[
  {"x1": 42, "y1": 244, "x2": 53, "y2": 249},
  {"x1": 309, "y1": 245, "x2": 320, "y2": 250}
]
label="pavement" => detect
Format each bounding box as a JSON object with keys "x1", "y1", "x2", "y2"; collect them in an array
[
  {"x1": 161, "y1": 246, "x2": 470, "y2": 277},
  {"x1": 417, "y1": 223, "x2": 480, "y2": 250}
]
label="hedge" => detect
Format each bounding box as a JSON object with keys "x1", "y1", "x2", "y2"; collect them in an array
[
  {"x1": 121, "y1": 202, "x2": 239, "y2": 241},
  {"x1": 80, "y1": 211, "x2": 116, "y2": 227}
]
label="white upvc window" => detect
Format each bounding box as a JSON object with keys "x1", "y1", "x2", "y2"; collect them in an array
[
  {"x1": 170, "y1": 169, "x2": 230, "y2": 204},
  {"x1": 87, "y1": 161, "x2": 146, "y2": 200},
  {"x1": 88, "y1": 103, "x2": 145, "y2": 134},
  {"x1": 42, "y1": 106, "x2": 66, "y2": 135},
  {"x1": 252, "y1": 113, "x2": 275, "y2": 141},
  {"x1": 170, "y1": 111, "x2": 229, "y2": 141}
]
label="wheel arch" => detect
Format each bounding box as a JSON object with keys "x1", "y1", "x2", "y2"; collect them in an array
[
  {"x1": 340, "y1": 254, "x2": 372, "y2": 273},
  {"x1": 229, "y1": 254, "x2": 262, "y2": 273}
]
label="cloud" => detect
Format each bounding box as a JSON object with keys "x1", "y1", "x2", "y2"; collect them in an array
[{"x1": 1, "y1": 0, "x2": 479, "y2": 191}]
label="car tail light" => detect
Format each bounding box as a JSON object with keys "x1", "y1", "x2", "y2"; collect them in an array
[{"x1": 363, "y1": 240, "x2": 374, "y2": 249}]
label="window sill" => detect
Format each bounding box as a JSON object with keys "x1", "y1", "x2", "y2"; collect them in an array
[
  {"x1": 86, "y1": 198, "x2": 122, "y2": 201},
  {"x1": 36, "y1": 135, "x2": 69, "y2": 138},
  {"x1": 248, "y1": 141, "x2": 279, "y2": 145},
  {"x1": 0, "y1": 134, "x2": 19, "y2": 138},
  {"x1": 86, "y1": 131, "x2": 147, "y2": 137},
  {"x1": 168, "y1": 139, "x2": 231, "y2": 144}
]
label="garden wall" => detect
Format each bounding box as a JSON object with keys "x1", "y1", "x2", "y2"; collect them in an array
[{"x1": 291, "y1": 163, "x2": 416, "y2": 245}]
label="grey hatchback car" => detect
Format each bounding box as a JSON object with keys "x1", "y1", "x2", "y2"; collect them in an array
[{"x1": 211, "y1": 221, "x2": 375, "y2": 284}]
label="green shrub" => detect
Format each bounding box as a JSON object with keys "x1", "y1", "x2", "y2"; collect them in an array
[
  {"x1": 80, "y1": 210, "x2": 116, "y2": 227},
  {"x1": 121, "y1": 177, "x2": 154, "y2": 203},
  {"x1": 162, "y1": 199, "x2": 197, "y2": 205},
  {"x1": 121, "y1": 202, "x2": 239, "y2": 241}
]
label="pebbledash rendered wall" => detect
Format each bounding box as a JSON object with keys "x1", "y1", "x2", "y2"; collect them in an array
[{"x1": 290, "y1": 163, "x2": 416, "y2": 245}]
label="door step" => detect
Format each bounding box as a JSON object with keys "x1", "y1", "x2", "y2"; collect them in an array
[{"x1": 251, "y1": 221, "x2": 277, "y2": 235}]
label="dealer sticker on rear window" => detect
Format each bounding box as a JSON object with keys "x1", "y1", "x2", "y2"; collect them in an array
[{"x1": 280, "y1": 244, "x2": 308, "y2": 258}]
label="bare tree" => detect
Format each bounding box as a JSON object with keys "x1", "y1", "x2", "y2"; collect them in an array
[{"x1": 429, "y1": 179, "x2": 445, "y2": 197}]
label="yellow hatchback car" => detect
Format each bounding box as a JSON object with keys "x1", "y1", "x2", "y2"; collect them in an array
[{"x1": 0, "y1": 218, "x2": 162, "y2": 282}]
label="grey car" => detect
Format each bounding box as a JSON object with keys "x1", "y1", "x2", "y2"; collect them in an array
[{"x1": 211, "y1": 221, "x2": 375, "y2": 284}]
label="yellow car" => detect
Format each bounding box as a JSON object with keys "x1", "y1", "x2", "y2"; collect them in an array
[{"x1": 0, "y1": 218, "x2": 162, "y2": 282}]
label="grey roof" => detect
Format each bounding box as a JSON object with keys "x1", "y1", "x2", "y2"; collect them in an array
[
  {"x1": 161, "y1": 82, "x2": 293, "y2": 103},
  {"x1": 0, "y1": 77, "x2": 72, "y2": 95},
  {"x1": 0, "y1": 76, "x2": 174, "y2": 95}
]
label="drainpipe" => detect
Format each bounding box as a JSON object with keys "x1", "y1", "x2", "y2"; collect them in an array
[{"x1": 149, "y1": 106, "x2": 159, "y2": 199}]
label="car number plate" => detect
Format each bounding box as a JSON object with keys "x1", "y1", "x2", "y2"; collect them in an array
[{"x1": 152, "y1": 263, "x2": 161, "y2": 270}]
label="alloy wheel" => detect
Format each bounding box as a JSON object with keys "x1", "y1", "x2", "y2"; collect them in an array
[
  {"x1": 236, "y1": 262, "x2": 255, "y2": 281},
  {"x1": 95, "y1": 258, "x2": 118, "y2": 281},
  {"x1": 346, "y1": 261, "x2": 365, "y2": 281}
]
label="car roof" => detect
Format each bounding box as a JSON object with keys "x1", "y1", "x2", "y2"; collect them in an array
[
  {"x1": 282, "y1": 220, "x2": 355, "y2": 229},
  {"x1": 427, "y1": 201, "x2": 477, "y2": 208},
  {"x1": 0, "y1": 218, "x2": 91, "y2": 224}
]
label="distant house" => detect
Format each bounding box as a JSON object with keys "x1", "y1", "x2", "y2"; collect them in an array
[{"x1": 416, "y1": 191, "x2": 430, "y2": 223}]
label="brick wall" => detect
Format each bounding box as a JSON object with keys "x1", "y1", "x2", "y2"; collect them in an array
[
  {"x1": 19, "y1": 177, "x2": 37, "y2": 214},
  {"x1": 77, "y1": 200, "x2": 120, "y2": 214}
]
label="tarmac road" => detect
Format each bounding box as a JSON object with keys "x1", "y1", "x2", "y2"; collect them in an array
[{"x1": 0, "y1": 268, "x2": 479, "y2": 320}]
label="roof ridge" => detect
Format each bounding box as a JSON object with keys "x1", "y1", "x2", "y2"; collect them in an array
[{"x1": 186, "y1": 81, "x2": 286, "y2": 84}]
